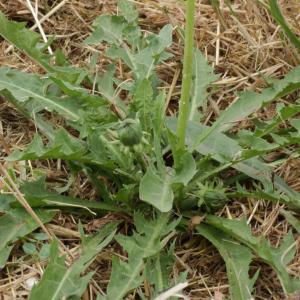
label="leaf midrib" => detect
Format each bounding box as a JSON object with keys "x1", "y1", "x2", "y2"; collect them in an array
[{"x1": 0, "y1": 79, "x2": 79, "y2": 121}]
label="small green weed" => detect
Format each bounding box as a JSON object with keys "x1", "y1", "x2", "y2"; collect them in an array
[{"x1": 0, "y1": 0, "x2": 300, "y2": 298}]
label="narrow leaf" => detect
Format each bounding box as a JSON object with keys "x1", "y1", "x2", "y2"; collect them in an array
[
  {"x1": 0, "y1": 13, "x2": 84, "y2": 86},
  {"x1": 281, "y1": 210, "x2": 300, "y2": 234},
  {"x1": 255, "y1": 104, "x2": 300, "y2": 138},
  {"x1": 193, "y1": 65, "x2": 300, "y2": 146},
  {"x1": 16, "y1": 177, "x2": 122, "y2": 213}
]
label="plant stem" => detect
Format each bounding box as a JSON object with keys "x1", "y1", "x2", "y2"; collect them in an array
[{"x1": 177, "y1": 0, "x2": 196, "y2": 150}]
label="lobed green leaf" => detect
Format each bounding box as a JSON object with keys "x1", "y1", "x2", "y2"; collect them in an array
[
  {"x1": 206, "y1": 215, "x2": 300, "y2": 295},
  {"x1": 29, "y1": 223, "x2": 117, "y2": 300},
  {"x1": 101, "y1": 213, "x2": 179, "y2": 300},
  {"x1": 0, "y1": 12, "x2": 53, "y2": 72},
  {"x1": 197, "y1": 224, "x2": 259, "y2": 300}
]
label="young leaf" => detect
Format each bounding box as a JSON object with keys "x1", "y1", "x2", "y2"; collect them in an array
[
  {"x1": 189, "y1": 49, "x2": 219, "y2": 121},
  {"x1": 197, "y1": 224, "x2": 259, "y2": 300},
  {"x1": 85, "y1": 6, "x2": 172, "y2": 81},
  {"x1": 172, "y1": 151, "x2": 197, "y2": 186},
  {"x1": 139, "y1": 167, "x2": 174, "y2": 212},
  {"x1": 131, "y1": 24, "x2": 173, "y2": 79},
  {"x1": 29, "y1": 222, "x2": 117, "y2": 300},
  {"x1": 0, "y1": 209, "x2": 55, "y2": 268},
  {"x1": 96, "y1": 64, "x2": 126, "y2": 110},
  {"x1": 118, "y1": 0, "x2": 139, "y2": 23},
  {"x1": 150, "y1": 24, "x2": 173, "y2": 56},
  {"x1": 23, "y1": 242, "x2": 37, "y2": 255},
  {"x1": 131, "y1": 79, "x2": 153, "y2": 131},
  {"x1": 100, "y1": 213, "x2": 179, "y2": 300},
  {"x1": 205, "y1": 215, "x2": 300, "y2": 295},
  {"x1": 38, "y1": 243, "x2": 51, "y2": 260},
  {"x1": 84, "y1": 15, "x2": 125, "y2": 45},
  {"x1": 106, "y1": 45, "x2": 137, "y2": 73}
]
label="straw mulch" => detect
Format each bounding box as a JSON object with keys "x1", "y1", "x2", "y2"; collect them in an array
[{"x1": 1, "y1": 0, "x2": 300, "y2": 299}]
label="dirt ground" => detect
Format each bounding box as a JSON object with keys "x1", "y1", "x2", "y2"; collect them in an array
[{"x1": 1, "y1": 0, "x2": 300, "y2": 299}]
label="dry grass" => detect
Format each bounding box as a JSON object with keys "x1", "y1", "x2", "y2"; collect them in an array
[{"x1": 1, "y1": 0, "x2": 300, "y2": 299}]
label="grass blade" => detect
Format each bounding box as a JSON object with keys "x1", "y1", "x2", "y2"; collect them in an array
[{"x1": 268, "y1": 0, "x2": 300, "y2": 51}]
